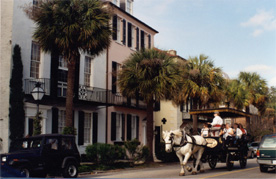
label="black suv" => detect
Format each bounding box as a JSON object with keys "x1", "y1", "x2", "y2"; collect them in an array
[{"x1": 1, "y1": 134, "x2": 80, "y2": 178}]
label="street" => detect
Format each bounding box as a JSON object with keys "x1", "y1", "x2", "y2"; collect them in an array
[{"x1": 80, "y1": 158, "x2": 276, "y2": 178}]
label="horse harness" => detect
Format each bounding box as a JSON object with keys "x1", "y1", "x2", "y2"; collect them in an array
[{"x1": 166, "y1": 131, "x2": 206, "y2": 151}]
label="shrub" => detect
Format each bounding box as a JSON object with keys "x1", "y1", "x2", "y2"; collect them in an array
[
  {"x1": 124, "y1": 139, "x2": 149, "y2": 161},
  {"x1": 62, "y1": 127, "x2": 77, "y2": 135},
  {"x1": 85, "y1": 143, "x2": 125, "y2": 165}
]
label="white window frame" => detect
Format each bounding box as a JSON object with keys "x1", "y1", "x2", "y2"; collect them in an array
[
  {"x1": 131, "y1": 115, "x2": 137, "y2": 139},
  {"x1": 116, "y1": 63, "x2": 122, "y2": 93},
  {"x1": 113, "y1": 0, "x2": 119, "y2": 6},
  {"x1": 84, "y1": 56, "x2": 92, "y2": 87},
  {"x1": 30, "y1": 41, "x2": 41, "y2": 79},
  {"x1": 117, "y1": 17, "x2": 121, "y2": 44},
  {"x1": 126, "y1": 0, "x2": 133, "y2": 14},
  {"x1": 84, "y1": 113, "x2": 92, "y2": 144},
  {"x1": 58, "y1": 110, "x2": 66, "y2": 134},
  {"x1": 116, "y1": 113, "x2": 123, "y2": 141}
]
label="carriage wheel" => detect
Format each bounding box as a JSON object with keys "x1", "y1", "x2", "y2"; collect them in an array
[
  {"x1": 208, "y1": 156, "x2": 217, "y2": 169},
  {"x1": 226, "y1": 153, "x2": 234, "y2": 171},
  {"x1": 239, "y1": 153, "x2": 247, "y2": 169}
]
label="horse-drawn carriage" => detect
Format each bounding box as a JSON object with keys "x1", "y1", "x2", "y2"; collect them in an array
[{"x1": 201, "y1": 135, "x2": 248, "y2": 171}]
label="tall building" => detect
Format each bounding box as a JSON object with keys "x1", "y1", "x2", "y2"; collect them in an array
[{"x1": 0, "y1": 0, "x2": 158, "y2": 154}]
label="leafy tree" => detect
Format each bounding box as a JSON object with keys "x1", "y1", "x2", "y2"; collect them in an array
[
  {"x1": 33, "y1": 112, "x2": 42, "y2": 136},
  {"x1": 24, "y1": 0, "x2": 111, "y2": 133},
  {"x1": 238, "y1": 72, "x2": 268, "y2": 132},
  {"x1": 9, "y1": 45, "x2": 25, "y2": 151},
  {"x1": 118, "y1": 48, "x2": 180, "y2": 161},
  {"x1": 174, "y1": 54, "x2": 225, "y2": 134}
]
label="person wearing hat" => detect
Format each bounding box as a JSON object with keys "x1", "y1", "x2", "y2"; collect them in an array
[{"x1": 208, "y1": 111, "x2": 223, "y2": 136}]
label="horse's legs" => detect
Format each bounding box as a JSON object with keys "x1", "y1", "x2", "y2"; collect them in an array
[
  {"x1": 192, "y1": 148, "x2": 205, "y2": 174},
  {"x1": 182, "y1": 151, "x2": 192, "y2": 175},
  {"x1": 176, "y1": 153, "x2": 185, "y2": 176}
]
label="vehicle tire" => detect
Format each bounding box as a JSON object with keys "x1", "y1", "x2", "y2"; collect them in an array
[
  {"x1": 239, "y1": 157, "x2": 247, "y2": 168},
  {"x1": 226, "y1": 154, "x2": 233, "y2": 171},
  {"x1": 62, "y1": 162, "x2": 78, "y2": 178},
  {"x1": 259, "y1": 165, "x2": 268, "y2": 172},
  {"x1": 208, "y1": 156, "x2": 217, "y2": 169},
  {"x1": 20, "y1": 167, "x2": 31, "y2": 178}
]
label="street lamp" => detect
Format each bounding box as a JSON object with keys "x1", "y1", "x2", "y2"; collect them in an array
[{"x1": 31, "y1": 82, "x2": 45, "y2": 115}]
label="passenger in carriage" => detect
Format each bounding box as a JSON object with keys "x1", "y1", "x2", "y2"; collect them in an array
[
  {"x1": 219, "y1": 124, "x2": 226, "y2": 138},
  {"x1": 201, "y1": 123, "x2": 210, "y2": 137},
  {"x1": 239, "y1": 123, "x2": 247, "y2": 135},
  {"x1": 224, "y1": 123, "x2": 234, "y2": 146},
  {"x1": 208, "y1": 111, "x2": 223, "y2": 136},
  {"x1": 233, "y1": 123, "x2": 243, "y2": 139}
]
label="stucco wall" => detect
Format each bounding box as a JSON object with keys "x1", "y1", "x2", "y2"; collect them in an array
[
  {"x1": 154, "y1": 100, "x2": 182, "y2": 132},
  {"x1": 0, "y1": 0, "x2": 14, "y2": 153}
]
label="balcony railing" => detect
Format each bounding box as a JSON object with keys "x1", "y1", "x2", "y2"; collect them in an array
[{"x1": 24, "y1": 78, "x2": 146, "y2": 109}]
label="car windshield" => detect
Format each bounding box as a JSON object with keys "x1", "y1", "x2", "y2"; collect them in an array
[{"x1": 260, "y1": 136, "x2": 276, "y2": 148}]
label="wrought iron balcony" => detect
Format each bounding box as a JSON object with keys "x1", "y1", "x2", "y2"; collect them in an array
[{"x1": 24, "y1": 78, "x2": 146, "y2": 109}]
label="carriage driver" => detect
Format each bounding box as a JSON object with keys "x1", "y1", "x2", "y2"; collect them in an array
[{"x1": 208, "y1": 111, "x2": 223, "y2": 136}]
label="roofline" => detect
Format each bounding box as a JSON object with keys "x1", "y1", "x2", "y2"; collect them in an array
[
  {"x1": 104, "y1": 1, "x2": 159, "y2": 33},
  {"x1": 189, "y1": 108, "x2": 252, "y2": 118}
]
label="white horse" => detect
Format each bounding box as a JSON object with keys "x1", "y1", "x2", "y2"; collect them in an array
[{"x1": 163, "y1": 129, "x2": 207, "y2": 176}]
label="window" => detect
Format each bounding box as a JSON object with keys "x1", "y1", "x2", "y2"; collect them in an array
[
  {"x1": 117, "y1": 17, "x2": 121, "y2": 43},
  {"x1": 116, "y1": 113, "x2": 123, "y2": 141},
  {"x1": 58, "y1": 56, "x2": 68, "y2": 97},
  {"x1": 58, "y1": 110, "x2": 66, "y2": 134},
  {"x1": 30, "y1": 41, "x2": 40, "y2": 78},
  {"x1": 126, "y1": 0, "x2": 132, "y2": 14},
  {"x1": 131, "y1": 115, "x2": 137, "y2": 139},
  {"x1": 46, "y1": 138, "x2": 58, "y2": 150},
  {"x1": 112, "y1": 61, "x2": 121, "y2": 94},
  {"x1": 148, "y1": 35, "x2": 151, "y2": 49},
  {"x1": 84, "y1": 56, "x2": 92, "y2": 86},
  {"x1": 84, "y1": 113, "x2": 92, "y2": 144}
]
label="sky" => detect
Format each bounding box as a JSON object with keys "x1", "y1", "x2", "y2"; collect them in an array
[{"x1": 134, "y1": 0, "x2": 276, "y2": 87}]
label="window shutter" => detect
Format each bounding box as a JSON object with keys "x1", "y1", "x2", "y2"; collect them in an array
[
  {"x1": 148, "y1": 35, "x2": 151, "y2": 49},
  {"x1": 127, "y1": 114, "x2": 132, "y2": 140},
  {"x1": 28, "y1": 118, "x2": 33, "y2": 136},
  {"x1": 111, "y1": 112, "x2": 117, "y2": 141},
  {"x1": 78, "y1": 111, "x2": 84, "y2": 145},
  {"x1": 52, "y1": 107, "x2": 59, "y2": 133},
  {"x1": 136, "y1": 27, "x2": 139, "y2": 50},
  {"x1": 122, "y1": 19, "x2": 126, "y2": 45},
  {"x1": 141, "y1": 30, "x2": 145, "y2": 49},
  {"x1": 112, "y1": 61, "x2": 117, "y2": 94},
  {"x1": 136, "y1": 116, "x2": 140, "y2": 140},
  {"x1": 93, "y1": 112, "x2": 98, "y2": 144},
  {"x1": 112, "y1": 15, "x2": 117, "y2": 40},
  {"x1": 127, "y1": 22, "x2": 132, "y2": 47},
  {"x1": 50, "y1": 50, "x2": 59, "y2": 98},
  {"x1": 127, "y1": 97, "x2": 131, "y2": 106},
  {"x1": 154, "y1": 101, "x2": 160, "y2": 111},
  {"x1": 122, "y1": 114, "x2": 125, "y2": 141}
]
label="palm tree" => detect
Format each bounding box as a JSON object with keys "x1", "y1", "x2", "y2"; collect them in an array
[
  {"x1": 174, "y1": 54, "x2": 225, "y2": 134},
  {"x1": 118, "y1": 48, "x2": 180, "y2": 161},
  {"x1": 238, "y1": 72, "x2": 268, "y2": 131},
  {"x1": 25, "y1": 0, "x2": 111, "y2": 131}
]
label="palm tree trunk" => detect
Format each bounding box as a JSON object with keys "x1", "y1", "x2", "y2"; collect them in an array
[
  {"x1": 65, "y1": 58, "x2": 77, "y2": 127},
  {"x1": 192, "y1": 99, "x2": 198, "y2": 135},
  {"x1": 146, "y1": 98, "x2": 154, "y2": 162},
  {"x1": 246, "y1": 106, "x2": 250, "y2": 133}
]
